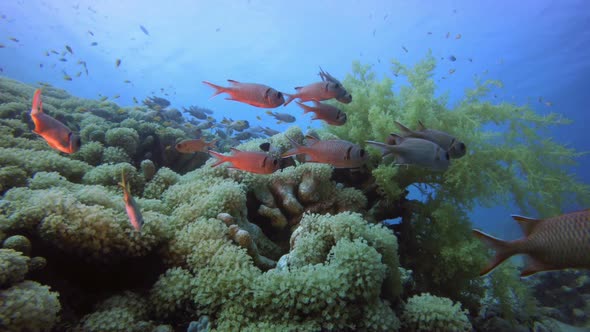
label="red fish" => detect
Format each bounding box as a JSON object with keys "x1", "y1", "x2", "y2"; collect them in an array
[
  {"x1": 209, "y1": 148, "x2": 280, "y2": 174},
  {"x1": 119, "y1": 171, "x2": 143, "y2": 232},
  {"x1": 283, "y1": 81, "x2": 347, "y2": 106},
  {"x1": 282, "y1": 135, "x2": 367, "y2": 169},
  {"x1": 473, "y1": 209, "x2": 590, "y2": 277},
  {"x1": 175, "y1": 138, "x2": 217, "y2": 153},
  {"x1": 30, "y1": 89, "x2": 81, "y2": 154},
  {"x1": 202, "y1": 80, "x2": 285, "y2": 108},
  {"x1": 296, "y1": 101, "x2": 347, "y2": 126}
]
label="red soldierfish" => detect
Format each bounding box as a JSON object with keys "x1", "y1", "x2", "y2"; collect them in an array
[
  {"x1": 318, "y1": 67, "x2": 352, "y2": 104},
  {"x1": 282, "y1": 135, "x2": 367, "y2": 169},
  {"x1": 209, "y1": 148, "x2": 280, "y2": 174},
  {"x1": 175, "y1": 138, "x2": 217, "y2": 153},
  {"x1": 473, "y1": 209, "x2": 590, "y2": 277},
  {"x1": 119, "y1": 171, "x2": 144, "y2": 232},
  {"x1": 30, "y1": 89, "x2": 81, "y2": 154},
  {"x1": 202, "y1": 80, "x2": 285, "y2": 108},
  {"x1": 283, "y1": 81, "x2": 348, "y2": 106},
  {"x1": 296, "y1": 101, "x2": 347, "y2": 126}
]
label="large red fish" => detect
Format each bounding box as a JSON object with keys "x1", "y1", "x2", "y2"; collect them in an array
[
  {"x1": 296, "y1": 101, "x2": 347, "y2": 126},
  {"x1": 283, "y1": 81, "x2": 348, "y2": 106},
  {"x1": 202, "y1": 80, "x2": 285, "y2": 108},
  {"x1": 282, "y1": 135, "x2": 367, "y2": 169},
  {"x1": 30, "y1": 89, "x2": 81, "y2": 154},
  {"x1": 209, "y1": 148, "x2": 280, "y2": 174},
  {"x1": 473, "y1": 209, "x2": 590, "y2": 277}
]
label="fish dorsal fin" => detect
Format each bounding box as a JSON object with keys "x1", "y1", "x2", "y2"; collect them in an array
[
  {"x1": 394, "y1": 121, "x2": 413, "y2": 135},
  {"x1": 417, "y1": 120, "x2": 427, "y2": 131},
  {"x1": 305, "y1": 135, "x2": 319, "y2": 145},
  {"x1": 388, "y1": 133, "x2": 405, "y2": 145},
  {"x1": 227, "y1": 79, "x2": 240, "y2": 85},
  {"x1": 259, "y1": 142, "x2": 271, "y2": 152},
  {"x1": 511, "y1": 215, "x2": 542, "y2": 236},
  {"x1": 294, "y1": 86, "x2": 302, "y2": 91}
]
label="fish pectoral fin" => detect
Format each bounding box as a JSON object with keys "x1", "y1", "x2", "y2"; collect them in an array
[
  {"x1": 520, "y1": 255, "x2": 553, "y2": 277},
  {"x1": 44, "y1": 138, "x2": 62, "y2": 151}
]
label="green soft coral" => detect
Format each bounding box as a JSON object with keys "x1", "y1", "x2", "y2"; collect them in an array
[{"x1": 329, "y1": 51, "x2": 590, "y2": 215}]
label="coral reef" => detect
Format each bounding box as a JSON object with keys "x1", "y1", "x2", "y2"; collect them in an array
[
  {"x1": 401, "y1": 293, "x2": 472, "y2": 332},
  {"x1": 0, "y1": 49, "x2": 589, "y2": 331}
]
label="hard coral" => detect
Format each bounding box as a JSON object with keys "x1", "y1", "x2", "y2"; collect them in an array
[
  {"x1": 0, "y1": 280, "x2": 61, "y2": 332},
  {"x1": 214, "y1": 237, "x2": 399, "y2": 331},
  {"x1": 401, "y1": 293, "x2": 472, "y2": 332},
  {"x1": 0, "y1": 248, "x2": 30, "y2": 288},
  {"x1": 80, "y1": 295, "x2": 154, "y2": 332},
  {"x1": 288, "y1": 212, "x2": 401, "y2": 300}
]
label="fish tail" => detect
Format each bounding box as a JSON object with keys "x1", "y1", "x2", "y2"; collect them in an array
[
  {"x1": 283, "y1": 93, "x2": 296, "y2": 106},
  {"x1": 281, "y1": 136, "x2": 305, "y2": 158},
  {"x1": 208, "y1": 150, "x2": 230, "y2": 167},
  {"x1": 118, "y1": 170, "x2": 129, "y2": 192},
  {"x1": 296, "y1": 101, "x2": 312, "y2": 114},
  {"x1": 31, "y1": 89, "x2": 43, "y2": 115},
  {"x1": 394, "y1": 121, "x2": 413, "y2": 135},
  {"x1": 365, "y1": 140, "x2": 395, "y2": 158},
  {"x1": 472, "y1": 229, "x2": 515, "y2": 276},
  {"x1": 207, "y1": 139, "x2": 218, "y2": 149},
  {"x1": 202, "y1": 81, "x2": 227, "y2": 99}
]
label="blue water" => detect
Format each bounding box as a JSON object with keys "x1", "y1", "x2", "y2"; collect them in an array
[{"x1": 1, "y1": 0, "x2": 589, "y2": 240}]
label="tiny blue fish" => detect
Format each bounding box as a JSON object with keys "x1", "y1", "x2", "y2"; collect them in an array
[{"x1": 140, "y1": 25, "x2": 149, "y2": 36}]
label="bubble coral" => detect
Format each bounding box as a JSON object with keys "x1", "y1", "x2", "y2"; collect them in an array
[
  {"x1": 2, "y1": 235, "x2": 32, "y2": 256},
  {"x1": 0, "y1": 248, "x2": 30, "y2": 288},
  {"x1": 0, "y1": 280, "x2": 61, "y2": 331},
  {"x1": 105, "y1": 127, "x2": 140, "y2": 157},
  {"x1": 401, "y1": 293, "x2": 472, "y2": 332}
]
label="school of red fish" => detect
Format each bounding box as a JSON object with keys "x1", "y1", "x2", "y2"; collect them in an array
[{"x1": 29, "y1": 67, "x2": 589, "y2": 278}]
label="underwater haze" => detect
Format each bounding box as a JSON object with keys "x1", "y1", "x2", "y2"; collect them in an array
[{"x1": 1, "y1": 0, "x2": 590, "y2": 331}]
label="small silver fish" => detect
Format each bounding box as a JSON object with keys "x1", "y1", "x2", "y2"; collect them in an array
[
  {"x1": 366, "y1": 135, "x2": 450, "y2": 171},
  {"x1": 266, "y1": 111, "x2": 295, "y2": 123},
  {"x1": 395, "y1": 121, "x2": 466, "y2": 159}
]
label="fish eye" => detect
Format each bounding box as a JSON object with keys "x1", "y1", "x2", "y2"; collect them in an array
[
  {"x1": 459, "y1": 143, "x2": 466, "y2": 151},
  {"x1": 445, "y1": 152, "x2": 450, "y2": 160},
  {"x1": 359, "y1": 149, "x2": 365, "y2": 157},
  {"x1": 335, "y1": 83, "x2": 341, "y2": 89},
  {"x1": 277, "y1": 92, "x2": 283, "y2": 99},
  {"x1": 273, "y1": 159, "x2": 278, "y2": 165}
]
